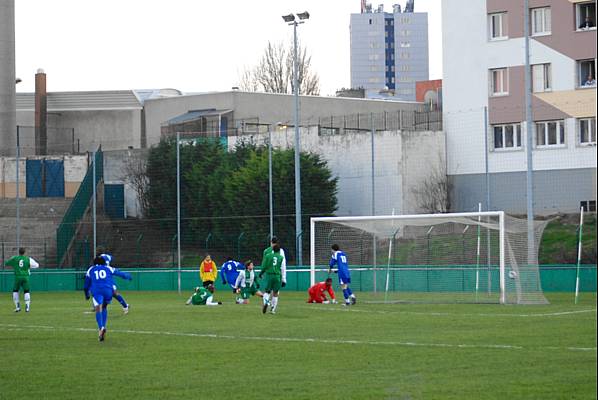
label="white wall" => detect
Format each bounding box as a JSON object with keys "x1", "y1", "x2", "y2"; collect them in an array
[{"x1": 228, "y1": 126, "x2": 445, "y2": 216}]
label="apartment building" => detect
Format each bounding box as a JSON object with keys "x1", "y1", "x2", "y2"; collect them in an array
[
  {"x1": 350, "y1": 1, "x2": 429, "y2": 101},
  {"x1": 442, "y1": 0, "x2": 596, "y2": 214}
]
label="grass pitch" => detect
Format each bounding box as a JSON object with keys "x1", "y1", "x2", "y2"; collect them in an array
[{"x1": 0, "y1": 291, "x2": 596, "y2": 400}]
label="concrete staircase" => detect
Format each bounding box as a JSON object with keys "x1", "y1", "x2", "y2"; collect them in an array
[{"x1": 0, "y1": 198, "x2": 71, "y2": 267}]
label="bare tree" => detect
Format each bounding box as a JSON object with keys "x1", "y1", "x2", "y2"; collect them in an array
[
  {"x1": 412, "y1": 164, "x2": 452, "y2": 214},
  {"x1": 118, "y1": 155, "x2": 150, "y2": 217},
  {"x1": 239, "y1": 40, "x2": 320, "y2": 95}
]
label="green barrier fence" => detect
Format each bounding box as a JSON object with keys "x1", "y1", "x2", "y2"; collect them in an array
[{"x1": 0, "y1": 265, "x2": 595, "y2": 293}]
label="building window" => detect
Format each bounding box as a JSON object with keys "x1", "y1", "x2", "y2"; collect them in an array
[
  {"x1": 400, "y1": 52, "x2": 410, "y2": 59},
  {"x1": 400, "y1": 41, "x2": 411, "y2": 47},
  {"x1": 493, "y1": 123, "x2": 522, "y2": 150},
  {"x1": 536, "y1": 120, "x2": 565, "y2": 147},
  {"x1": 578, "y1": 118, "x2": 596, "y2": 145},
  {"x1": 490, "y1": 68, "x2": 508, "y2": 96},
  {"x1": 489, "y1": 12, "x2": 507, "y2": 40},
  {"x1": 576, "y1": 1, "x2": 596, "y2": 30},
  {"x1": 578, "y1": 59, "x2": 596, "y2": 87},
  {"x1": 580, "y1": 200, "x2": 596, "y2": 212},
  {"x1": 532, "y1": 64, "x2": 552, "y2": 92},
  {"x1": 531, "y1": 7, "x2": 551, "y2": 36}
]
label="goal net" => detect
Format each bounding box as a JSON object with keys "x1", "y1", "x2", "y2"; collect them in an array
[{"x1": 310, "y1": 211, "x2": 549, "y2": 304}]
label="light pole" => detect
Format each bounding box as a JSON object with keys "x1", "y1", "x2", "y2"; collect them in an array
[{"x1": 282, "y1": 11, "x2": 309, "y2": 267}]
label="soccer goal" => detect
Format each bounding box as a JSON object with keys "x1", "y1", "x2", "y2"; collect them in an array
[{"x1": 310, "y1": 211, "x2": 549, "y2": 304}]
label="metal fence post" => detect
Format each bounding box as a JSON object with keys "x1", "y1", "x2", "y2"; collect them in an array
[
  {"x1": 16, "y1": 126, "x2": 20, "y2": 249},
  {"x1": 136, "y1": 233, "x2": 144, "y2": 267},
  {"x1": 237, "y1": 232, "x2": 245, "y2": 261}
]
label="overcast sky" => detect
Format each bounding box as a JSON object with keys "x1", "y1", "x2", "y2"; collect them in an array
[{"x1": 14, "y1": 0, "x2": 442, "y2": 96}]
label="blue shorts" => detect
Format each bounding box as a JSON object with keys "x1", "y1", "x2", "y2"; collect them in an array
[
  {"x1": 338, "y1": 272, "x2": 351, "y2": 285},
  {"x1": 92, "y1": 288, "x2": 113, "y2": 307}
]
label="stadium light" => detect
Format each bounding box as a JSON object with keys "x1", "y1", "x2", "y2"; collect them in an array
[
  {"x1": 283, "y1": 12, "x2": 309, "y2": 267},
  {"x1": 297, "y1": 11, "x2": 310, "y2": 20},
  {"x1": 282, "y1": 14, "x2": 295, "y2": 23}
]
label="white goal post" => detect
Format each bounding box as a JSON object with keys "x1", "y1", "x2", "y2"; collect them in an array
[{"x1": 310, "y1": 211, "x2": 549, "y2": 305}]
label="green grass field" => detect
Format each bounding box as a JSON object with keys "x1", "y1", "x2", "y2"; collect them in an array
[{"x1": 1, "y1": 291, "x2": 596, "y2": 400}]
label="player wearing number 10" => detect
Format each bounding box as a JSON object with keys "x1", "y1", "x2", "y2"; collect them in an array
[
  {"x1": 329, "y1": 244, "x2": 356, "y2": 306},
  {"x1": 4, "y1": 247, "x2": 39, "y2": 312},
  {"x1": 84, "y1": 256, "x2": 132, "y2": 341}
]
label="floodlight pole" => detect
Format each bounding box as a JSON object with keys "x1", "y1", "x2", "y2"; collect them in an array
[
  {"x1": 284, "y1": 12, "x2": 309, "y2": 267},
  {"x1": 92, "y1": 150, "x2": 97, "y2": 255},
  {"x1": 293, "y1": 21, "x2": 301, "y2": 267},
  {"x1": 524, "y1": 0, "x2": 535, "y2": 267},
  {"x1": 268, "y1": 125, "x2": 273, "y2": 240},
  {"x1": 15, "y1": 126, "x2": 20, "y2": 248},
  {"x1": 176, "y1": 132, "x2": 181, "y2": 294}
]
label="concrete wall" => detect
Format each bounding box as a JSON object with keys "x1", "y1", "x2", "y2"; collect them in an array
[
  {"x1": 0, "y1": 155, "x2": 87, "y2": 198},
  {"x1": 15, "y1": 109, "x2": 142, "y2": 154},
  {"x1": 228, "y1": 126, "x2": 445, "y2": 216},
  {"x1": 103, "y1": 148, "x2": 149, "y2": 218},
  {"x1": 450, "y1": 168, "x2": 597, "y2": 215},
  {"x1": 0, "y1": 156, "x2": 24, "y2": 198},
  {"x1": 143, "y1": 91, "x2": 424, "y2": 148}
]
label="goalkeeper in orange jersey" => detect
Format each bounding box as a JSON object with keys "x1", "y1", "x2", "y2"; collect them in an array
[{"x1": 307, "y1": 278, "x2": 337, "y2": 304}]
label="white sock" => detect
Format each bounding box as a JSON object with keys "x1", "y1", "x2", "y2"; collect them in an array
[
  {"x1": 271, "y1": 296, "x2": 278, "y2": 311},
  {"x1": 24, "y1": 293, "x2": 31, "y2": 307},
  {"x1": 13, "y1": 292, "x2": 20, "y2": 307},
  {"x1": 263, "y1": 293, "x2": 270, "y2": 304}
]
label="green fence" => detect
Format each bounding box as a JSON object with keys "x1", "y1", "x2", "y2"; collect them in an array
[
  {"x1": 56, "y1": 150, "x2": 103, "y2": 267},
  {"x1": 0, "y1": 265, "x2": 595, "y2": 293}
]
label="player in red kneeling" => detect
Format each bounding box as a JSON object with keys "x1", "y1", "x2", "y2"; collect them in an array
[{"x1": 307, "y1": 278, "x2": 337, "y2": 304}]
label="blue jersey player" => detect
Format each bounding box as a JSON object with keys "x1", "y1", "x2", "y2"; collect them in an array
[
  {"x1": 84, "y1": 256, "x2": 132, "y2": 341},
  {"x1": 100, "y1": 253, "x2": 130, "y2": 314},
  {"x1": 220, "y1": 257, "x2": 243, "y2": 290},
  {"x1": 328, "y1": 244, "x2": 356, "y2": 306}
]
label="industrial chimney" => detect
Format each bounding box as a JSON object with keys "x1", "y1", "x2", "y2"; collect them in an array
[
  {"x1": 35, "y1": 68, "x2": 47, "y2": 155},
  {"x1": 0, "y1": 0, "x2": 16, "y2": 156}
]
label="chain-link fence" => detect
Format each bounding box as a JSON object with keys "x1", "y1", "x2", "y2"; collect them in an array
[{"x1": 0, "y1": 106, "x2": 595, "y2": 283}]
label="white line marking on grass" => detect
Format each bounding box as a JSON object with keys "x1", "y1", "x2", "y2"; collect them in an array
[
  {"x1": 0, "y1": 323, "x2": 595, "y2": 352},
  {"x1": 300, "y1": 306, "x2": 597, "y2": 318}
]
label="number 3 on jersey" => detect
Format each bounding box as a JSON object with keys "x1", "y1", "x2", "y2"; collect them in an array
[{"x1": 94, "y1": 270, "x2": 107, "y2": 280}]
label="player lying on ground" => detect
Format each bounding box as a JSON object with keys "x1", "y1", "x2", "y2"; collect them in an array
[
  {"x1": 233, "y1": 260, "x2": 264, "y2": 304},
  {"x1": 185, "y1": 284, "x2": 222, "y2": 306},
  {"x1": 5, "y1": 247, "x2": 39, "y2": 312},
  {"x1": 84, "y1": 256, "x2": 132, "y2": 342},
  {"x1": 307, "y1": 277, "x2": 337, "y2": 304},
  {"x1": 329, "y1": 244, "x2": 356, "y2": 306}
]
